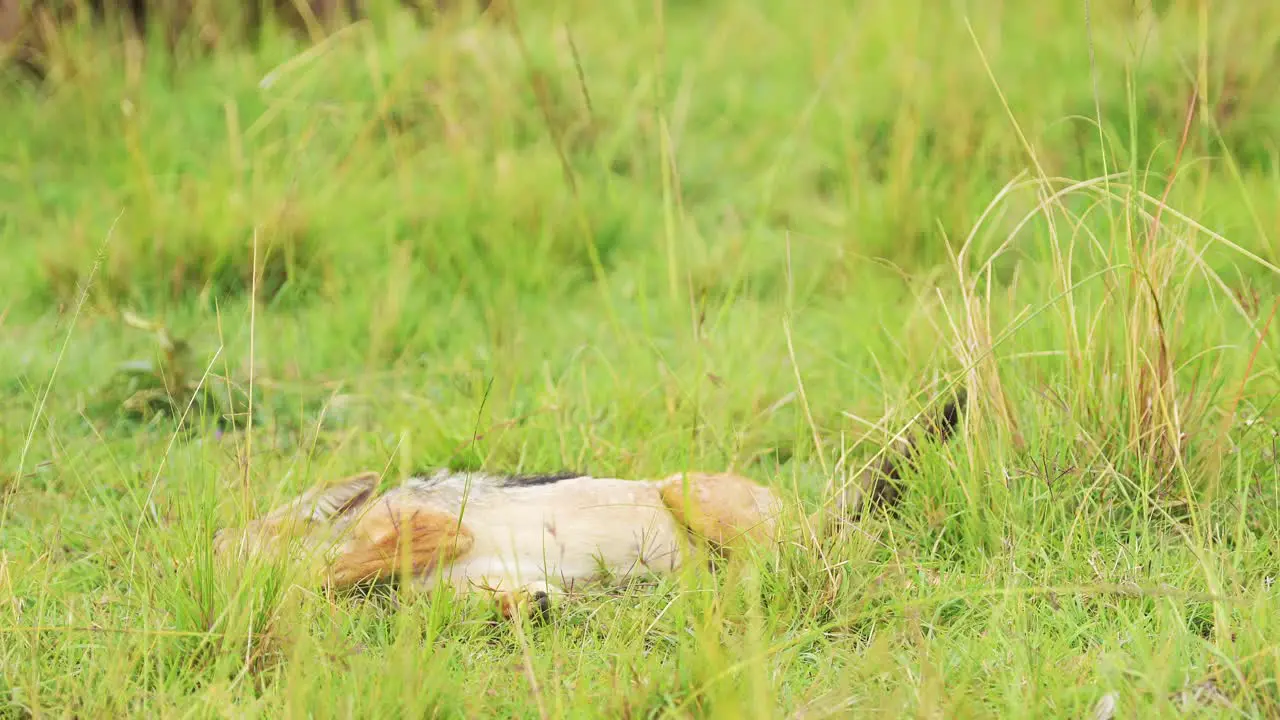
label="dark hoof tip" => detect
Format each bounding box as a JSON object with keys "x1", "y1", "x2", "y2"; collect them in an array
[{"x1": 532, "y1": 591, "x2": 552, "y2": 620}]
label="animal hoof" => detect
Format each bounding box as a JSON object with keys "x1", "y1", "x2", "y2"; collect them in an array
[
  {"x1": 532, "y1": 590, "x2": 552, "y2": 619},
  {"x1": 496, "y1": 588, "x2": 554, "y2": 622}
]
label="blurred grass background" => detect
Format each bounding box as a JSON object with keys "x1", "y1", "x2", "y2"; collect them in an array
[{"x1": 3, "y1": 0, "x2": 1280, "y2": 716}]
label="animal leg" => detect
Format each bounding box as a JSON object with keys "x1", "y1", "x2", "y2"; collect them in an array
[
  {"x1": 657, "y1": 471, "x2": 784, "y2": 553},
  {"x1": 493, "y1": 580, "x2": 558, "y2": 621},
  {"x1": 323, "y1": 497, "x2": 474, "y2": 589}
]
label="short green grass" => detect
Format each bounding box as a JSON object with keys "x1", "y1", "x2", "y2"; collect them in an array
[{"x1": 4, "y1": 0, "x2": 1280, "y2": 716}]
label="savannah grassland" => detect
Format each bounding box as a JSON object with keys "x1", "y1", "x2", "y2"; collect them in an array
[{"x1": 3, "y1": 0, "x2": 1280, "y2": 716}]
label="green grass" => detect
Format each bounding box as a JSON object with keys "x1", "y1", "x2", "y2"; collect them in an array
[{"x1": 4, "y1": 0, "x2": 1280, "y2": 716}]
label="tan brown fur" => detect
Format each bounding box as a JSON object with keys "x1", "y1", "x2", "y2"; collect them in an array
[
  {"x1": 657, "y1": 472, "x2": 783, "y2": 553},
  {"x1": 215, "y1": 469, "x2": 782, "y2": 619},
  {"x1": 0, "y1": 0, "x2": 21, "y2": 52},
  {"x1": 216, "y1": 395, "x2": 965, "y2": 620},
  {"x1": 323, "y1": 498, "x2": 474, "y2": 587}
]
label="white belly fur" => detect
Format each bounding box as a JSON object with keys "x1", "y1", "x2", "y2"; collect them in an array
[{"x1": 397, "y1": 475, "x2": 687, "y2": 594}]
